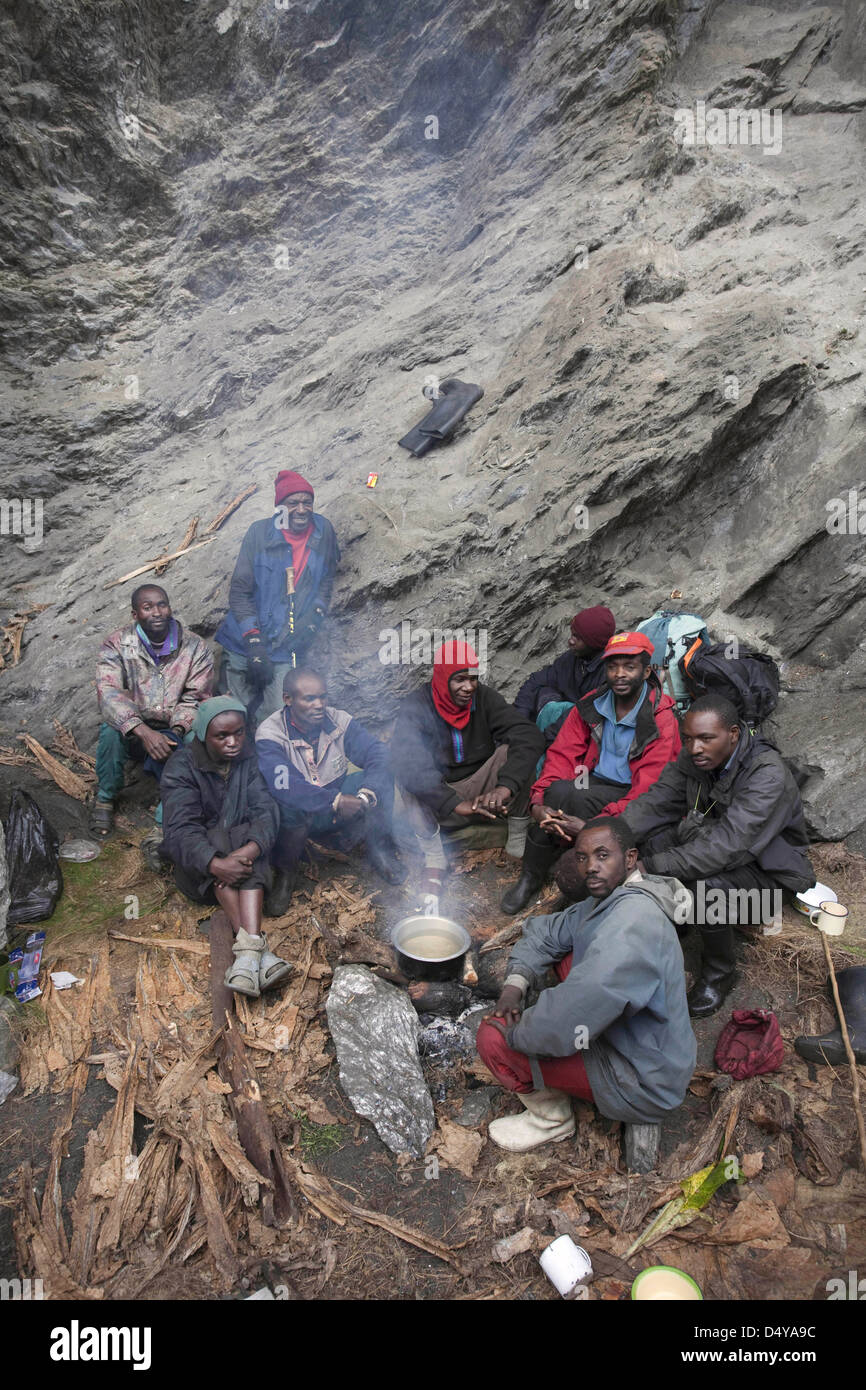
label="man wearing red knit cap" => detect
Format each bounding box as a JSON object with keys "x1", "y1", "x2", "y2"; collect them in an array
[
  {"x1": 393, "y1": 639, "x2": 545, "y2": 895},
  {"x1": 215, "y1": 470, "x2": 340, "y2": 725},
  {"x1": 514, "y1": 605, "x2": 616, "y2": 746}
]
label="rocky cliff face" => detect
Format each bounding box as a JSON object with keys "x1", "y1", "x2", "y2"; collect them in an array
[{"x1": 1, "y1": 0, "x2": 865, "y2": 844}]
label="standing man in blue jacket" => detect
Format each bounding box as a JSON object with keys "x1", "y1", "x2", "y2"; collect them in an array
[
  {"x1": 476, "y1": 817, "x2": 695, "y2": 1151},
  {"x1": 256, "y1": 668, "x2": 406, "y2": 914},
  {"x1": 216, "y1": 470, "x2": 340, "y2": 725}
]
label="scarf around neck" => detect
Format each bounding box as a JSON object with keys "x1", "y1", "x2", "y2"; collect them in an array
[{"x1": 136, "y1": 618, "x2": 179, "y2": 664}]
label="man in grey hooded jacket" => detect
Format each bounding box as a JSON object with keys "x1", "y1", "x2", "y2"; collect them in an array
[{"x1": 476, "y1": 817, "x2": 696, "y2": 1151}]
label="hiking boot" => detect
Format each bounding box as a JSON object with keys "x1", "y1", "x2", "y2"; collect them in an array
[
  {"x1": 488, "y1": 1087, "x2": 575, "y2": 1152},
  {"x1": 795, "y1": 964, "x2": 866, "y2": 1066},
  {"x1": 688, "y1": 924, "x2": 738, "y2": 1018},
  {"x1": 264, "y1": 869, "x2": 296, "y2": 918}
]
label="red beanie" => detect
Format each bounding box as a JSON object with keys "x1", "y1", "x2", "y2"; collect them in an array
[
  {"x1": 571, "y1": 605, "x2": 616, "y2": 650},
  {"x1": 275, "y1": 470, "x2": 314, "y2": 505}
]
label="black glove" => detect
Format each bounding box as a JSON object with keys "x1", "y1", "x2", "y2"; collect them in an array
[{"x1": 242, "y1": 634, "x2": 274, "y2": 688}]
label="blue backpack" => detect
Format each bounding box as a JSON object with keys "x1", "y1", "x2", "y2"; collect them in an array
[{"x1": 636, "y1": 610, "x2": 710, "y2": 711}]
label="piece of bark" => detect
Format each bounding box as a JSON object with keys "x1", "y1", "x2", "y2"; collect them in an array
[
  {"x1": 285, "y1": 1156, "x2": 468, "y2": 1273},
  {"x1": 109, "y1": 931, "x2": 209, "y2": 955},
  {"x1": 18, "y1": 734, "x2": 91, "y2": 800},
  {"x1": 209, "y1": 910, "x2": 297, "y2": 1225},
  {"x1": 492, "y1": 1226, "x2": 538, "y2": 1263}
]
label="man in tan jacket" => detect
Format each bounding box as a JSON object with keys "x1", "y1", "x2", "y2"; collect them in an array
[{"x1": 92, "y1": 584, "x2": 213, "y2": 840}]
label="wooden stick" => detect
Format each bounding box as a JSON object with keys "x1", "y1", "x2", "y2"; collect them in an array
[
  {"x1": 155, "y1": 516, "x2": 198, "y2": 577},
  {"x1": 821, "y1": 931, "x2": 866, "y2": 1173},
  {"x1": 204, "y1": 483, "x2": 258, "y2": 534},
  {"x1": 103, "y1": 538, "x2": 215, "y2": 588}
]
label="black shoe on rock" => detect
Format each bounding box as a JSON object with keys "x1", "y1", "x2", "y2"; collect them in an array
[{"x1": 500, "y1": 870, "x2": 545, "y2": 916}]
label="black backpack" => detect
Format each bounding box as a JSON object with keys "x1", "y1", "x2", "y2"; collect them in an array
[{"x1": 682, "y1": 641, "x2": 780, "y2": 725}]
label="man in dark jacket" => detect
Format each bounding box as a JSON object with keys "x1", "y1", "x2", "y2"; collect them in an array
[
  {"x1": 257, "y1": 668, "x2": 406, "y2": 913},
  {"x1": 502, "y1": 632, "x2": 680, "y2": 914},
  {"x1": 513, "y1": 604, "x2": 616, "y2": 743},
  {"x1": 159, "y1": 697, "x2": 291, "y2": 998},
  {"x1": 393, "y1": 640, "x2": 544, "y2": 896},
  {"x1": 623, "y1": 694, "x2": 815, "y2": 1018},
  {"x1": 476, "y1": 817, "x2": 695, "y2": 1150},
  {"x1": 215, "y1": 470, "x2": 340, "y2": 725}
]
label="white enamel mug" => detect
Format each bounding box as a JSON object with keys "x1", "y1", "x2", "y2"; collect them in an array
[
  {"x1": 809, "y1": 900, "x2": 848, "y2": 936},
  {"x1": 539, "y1": 1235, "x2": 593, "y2": 1297}
]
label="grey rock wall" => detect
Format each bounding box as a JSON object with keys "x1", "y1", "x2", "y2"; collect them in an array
[{"x1": 0, "y1": 0, "x2": 864, "y2": 841}]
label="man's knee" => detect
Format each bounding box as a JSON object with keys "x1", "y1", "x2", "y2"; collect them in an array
[
  {"x1": 476, "y1": 1019, "x2": 509, "y2": 1071},
  {"x1": 698, "y1": 875, "x2": 779, "y2": 926},
  {"x1": 545, "y1": 780, "x2": 576, "y2": 811}
]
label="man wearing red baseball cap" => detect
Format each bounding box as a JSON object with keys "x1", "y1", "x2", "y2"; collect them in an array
[
  {"x1": 501, "y1": 630, "x2": 681, "y2": 914},
  {"x1": 215, "y1": 470, "x2": 340, "y2": 724}
]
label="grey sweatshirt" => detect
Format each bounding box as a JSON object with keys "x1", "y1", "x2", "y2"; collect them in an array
[{"x1": 504, "y1": 874, "x2": 696, "y2": 1124}]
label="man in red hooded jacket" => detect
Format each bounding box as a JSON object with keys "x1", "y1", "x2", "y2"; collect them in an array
[
  {"x1": 392, "y1": 641, "x2": 545, "y2": 897},
  {"x1": 501, "y1": 632, "x2": 681, "y2": 913}
]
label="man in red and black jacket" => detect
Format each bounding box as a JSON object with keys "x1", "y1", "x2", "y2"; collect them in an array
[{"x1": 500, "y1": 632, "x2": 681, "y2": 914}]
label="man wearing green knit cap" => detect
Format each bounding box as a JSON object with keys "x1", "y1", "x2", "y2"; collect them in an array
[{"x1": 159, "y1": 696, "x2": 293, "y2": 998}]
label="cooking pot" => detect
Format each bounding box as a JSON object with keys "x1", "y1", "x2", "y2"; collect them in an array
[{"x1": 391, "y1": 914, "x2": 471, "y2": 982}]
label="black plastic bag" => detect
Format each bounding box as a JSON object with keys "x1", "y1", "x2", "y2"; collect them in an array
[{"x1": 5, "y1": 789, "x2": 63, "y2": 926}]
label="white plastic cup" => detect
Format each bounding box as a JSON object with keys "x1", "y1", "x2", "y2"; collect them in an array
[
  {"x1": 539, "y1": 1235, "x2": 593, "y2": 1297},
  {"x1": 809, "y1": 901, "x2": 848, "y2": 936}
]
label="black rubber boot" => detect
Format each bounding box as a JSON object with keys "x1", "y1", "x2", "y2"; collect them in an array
[
  {"x1": 367, "y1": 834, "x2": 409, "y2": 886},
  {"x1": 500, "y1": 830, "x2": 557, "y2": 915},
  {"x1": 795, "y1": 965, "x2": 866, "y2": 1065},
  {"x1": 264, "y1": 868, "x2": 296, "y2": 918},
  {"x1": 688, "y1": 924, "x2": 738, "y2": 1018}
]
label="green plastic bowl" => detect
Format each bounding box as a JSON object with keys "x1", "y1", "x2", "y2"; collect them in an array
[{"x1": 631, "y1": 1265, "x2": 703, "y2": 1301}]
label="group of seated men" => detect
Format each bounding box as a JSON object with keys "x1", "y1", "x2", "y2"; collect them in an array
[{"x1": 89, "y1": 468, "x2": 816, "y2": 1149}]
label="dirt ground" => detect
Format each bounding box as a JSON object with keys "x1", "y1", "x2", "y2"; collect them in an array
[{"x1": 1, "y1": 764, "x2": 865, "y2": 1302}]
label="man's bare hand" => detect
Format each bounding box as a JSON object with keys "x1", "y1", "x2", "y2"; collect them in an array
[
  {"x1": 537, "y1": 808, "x2": 578, "y2": 842},
  {"x1": 453, "y1": 798, "x2": 498, "y2": 821},
  {"x1": 209, "y1": 853, "x2": 250, "y2": 887},
  {"x1": 490, "y1": 983, "x2": 524, "y2": 1027},
  {"x1": 137, "y1": 726, "x2": 174, "y2": 762},
  {"x1": 473, "y1": 786, "x2": 513, "y2": 817}
]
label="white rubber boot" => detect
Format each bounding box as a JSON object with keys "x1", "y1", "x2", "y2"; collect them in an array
[
  {"x1": 488, "y1": 1087, "x2": 575, "y2": 1152},
  {"x1": 224, "y1": 928, "x2": 264, "y2": 998},
  {"x1": 504, "y1": 815, "x2": 530, "y2": 859}
]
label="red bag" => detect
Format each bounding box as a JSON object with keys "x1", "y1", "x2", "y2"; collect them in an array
[{"x1": 714, "y1": 1009, "x2": 784, "y2": 1079}]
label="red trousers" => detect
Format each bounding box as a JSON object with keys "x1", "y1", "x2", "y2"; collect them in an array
[{"x1": 476, "y1": 953, "x2": 594, "y2": 1099}]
